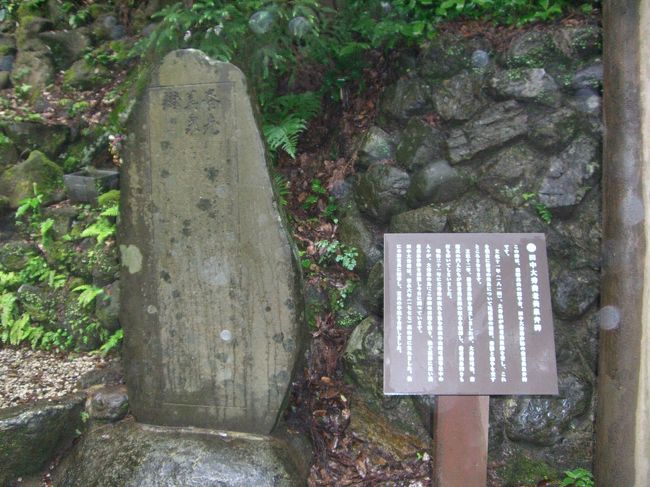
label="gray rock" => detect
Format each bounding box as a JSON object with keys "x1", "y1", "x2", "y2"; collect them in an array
[
  {"x1": 551, "y1": 267, "x2": 600, "y2": 320},
  {"x1": 0, "y1": 120, "x2": 69, "y2": 158},
  {"x1": 553, "y1": 25, "x2": 602, "y2": 60},
  {"x1": 10, "y1": 50, "x2": 54, "y2": 90},
  {"x1": 553, "y1": 187, "x2": 601, "y2": 268},
  {"x1": 0, "y1": 240, "x2": 35, "y2": 271},
  {"x1": 505, "y1": 31, "x2": 563, "y2": 68},
  {"x1": 471, "y1": 49, "x2": 490, "y2": 69},
  {"x1": 91, "y1": 14, "x2": 121, "y2": 41},
  {"x1": 418, "y1": 34, "x2": 470, "y2": 79},
  {"x1": 447, "y1": 193, "x2": 512, "y2": 233},
  {"x1": 357, "y1": 126, "x2": 396, "y2": 168},
  {"x1": 63, "y1": 59, "x2": 110, "y2": 91},
  {"x1": 504, "y1": 373, "x2": 591, "y2": 446},
  {"x1": 42, "y1": 206, "x2": 80, "y2": 238},
  {"x1": 389, "y1": 206, "x2": 448, "y2": 233},
  {"x1": 0, "y1": 195, "x2": 9, "y2": 215},
  {"x1": 39, "y1": 29, "x2": 90, "y2": 70},
  {"x1": 0, "y1": 70, "x2": 9, "y2": 89},
  {"x1": 527, "y1": 107, "x2": 578, "y2": 151},
  {"x1": 78, "y1": 361, "x2": 124, "y2": 389},
  {"x1": 355, "y1": 163, "x2": 410, "y2": 223},
  {"x1": 0, "y1": 150, "x2": 64, "y2": 208},
  {"x1": 538, "y1": 135, "x2": 599, "y2": 214},
  {"x1": 572, "y1": 64, "x2": 603, "y2": 91},
  {"x1": 489, "y1": 68, "x2": 561, "y2": 107},
  {"x1": 16, "y1": 284, "x2": 57, "y2": 323},
  {"x1": 406, "y1": 160, "x2": 468, "y2": 207},
  {"x1": 431, "y1": 70, "x2": 487, "y2": 121},
  {"x1": 395, "y1": 118, "x2": 445, "y2": 171},
  {"x1": 571, "y1": 87, "x2": 602, "y2": 117},
  {"x1": 88, "y1": 385, "x2": 129, "y2": 421},
  {"x1": 338, "y1": 209, "x2": 382, "y2": 273},
  {"x1": 343, "y1": 316, "x2": 430, "y2": 442},
  {"x1": 52, "y1": 420, "x2": 306, "y2": 487},
  {"x1": 96, "y1": 281, "x2": 120, "y2": 332},
  {"x1": 505, "y1": 209, "x2": 570, "y2": 262},
  {"x1": 0, "y1": 33, "x2": 15, "y2": 55},
  {"x1": 0, "y1": 53, "x2": 13, "y2": 71},
  {"x1": 0, "y1": 394, "x2": 85, "y2": 486},
  {"x1": 0, "y1": 136, "x2": 18, "y2": 170},
  {"x1": 363, "y1": 262, "x2": 383, "y2": 315},
  {"x1": 477, "y1": 143, "x2": 545, "y2": 204},
  {"x1": 446, "y1": 101, "x2": 528, "y2": 164},
  {"x1": 381, "y1": 77, "x2": 430, "y2": 121}
]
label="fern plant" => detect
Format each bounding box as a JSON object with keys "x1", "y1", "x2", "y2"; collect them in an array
[{"x1": 73, "y1": 284, "x2": 104, "y2": 308}]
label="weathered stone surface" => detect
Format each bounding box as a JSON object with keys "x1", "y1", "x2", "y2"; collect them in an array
[
  {"x1": 355, "y1": 163, "x2": 410, "y2": 223},
  {"x1": 10, "y1": 49, "x2": 54, "y2": 90},
  {"x1": 446, "y1": 101, "x2": 528, "y2": 163},
  {"x1": 418, "y1": 34, "x2": 471, "y2": 79},
  {"x1": 0, "y1": 394, "x2": 85, "y2": 486},
  {"x1": 88, "y1": 385, "x2": 129, "y2": 421},
  {"x1": 477, "y1": 143, "x2": 545, "y2": 204},
  {"x1": 395, "y1": 118, "x2": 445, "y2": 171},
  {"x1": 0, "y1": 70, "x2": 9, "y2": 89},
  {"x1": 0, "y1": 138, "x2": 18, "y2": 171},
  {"x1": 0, "y1": 240, "x2": 35, "y2": 270},
  {"x1": 572, "y1": 63, "x2": 603, "y2": 91},
  {"x1": 338, "y1": 209, "x2": 382, "y2": 274},
  {"x1": 552, "y1": 25, "x2": 602, "y2": 60},
  {"x1": 0, "y1": 53, "x2": 14, "y2": 71},
  {"x1": 63, "y1": 59, "x2": 110, "y2": 90},
  {"x1": 389, "y1": 206, "x2": 447, "y2": 234},
  {"x1": 52, "y1": 420, "x2": 305, "y2": 487},
  {"x1": 537, "y1": 135, "x2": 599, "y2": 214},
  {"x1": 571, "y1": 87, "x2": 602, "y2": 117},
  {"x1": 357, "y1": 126, "x2": 396, "y2": 168},
  {"x1": 39, "y1": 29, "x2": 90, "y2": 69},
  {"x1": 0, "y1": 121, "x2": 69, "y2": 158},
  {"x1": 0, "y1": 150, "x2": 64, "y2": 208},
  {"x1": 120, "y1": 50, "x2": 304, "y2": 434},
  {"x1": 0, "y1": 33, "x2": 15, "y2": 55},
  {"x1": 504, "y1": 372, "x2": 591, "y2": 446},
  {"x1": 527, "y1": 107, "x2": 577, "y2": 151},
  {"x1": 447, "y1": 193, "x2": 512, "y2": 233},
  {"x1": 431, "y1": 70, "x2": 487, "y2": 121},
  {"x1": 343, "y1": 316, "x2": 430, "y2": 448},
  {"x1": 363, "y1": 262, "x2": 383, "y2": 314},
  {"x1": 381, "y1": 76, "x2": 430, "y2": 121},
  {"x1": 489, "y1": 68, "x2": 561, "y2": 107},
  {"x1": 406, "y1": 160, "x2": 468, "y2": 207},
  {"x1": 78, "y1": 360, "x2": 124, "y2": 389},
  {"x1": 504, "y1": 31, "x2": 563, "y2": 68},
  {"x1": 551, "y1": 267, "x2": 600, "y2": 320},
  {"x1": 553, "y1": 187, "x2": 601, "y2": 268}
]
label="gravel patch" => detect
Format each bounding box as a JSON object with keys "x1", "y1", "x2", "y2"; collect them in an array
[{"x1": 0, "y1": 347, "x2": 117, "y2": 409}]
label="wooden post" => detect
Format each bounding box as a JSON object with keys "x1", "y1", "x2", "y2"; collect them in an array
[{"x1": 433, "y1": 396, "x2": 490, "y2": 487}]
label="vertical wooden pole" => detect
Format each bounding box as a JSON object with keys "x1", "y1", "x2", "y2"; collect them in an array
[{"x1": 433, "y1": 395, "x2": 490, "y2": 487}]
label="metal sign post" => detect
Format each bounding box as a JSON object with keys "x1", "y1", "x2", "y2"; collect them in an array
[{"x1": 383, "y1": 233, "x2": 558, "y2": 486}]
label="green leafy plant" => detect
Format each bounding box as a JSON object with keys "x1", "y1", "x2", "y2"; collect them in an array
[
  {"x1": 559, "y1": 468, "x2": 594, "y2": 487},
  {"x1": 98, "y1": 328, "x2": 124, "y2": 356},
  {"x1": 522, "y1": 192, "x2": 552, "y2": 224},
  {"x1": 80, "y1": 197, "x2": 119, "y2": 244},
  {"x1": 73, "y1": 284, "x2": 104, "y2": 308},
  {"x1": 315, "y1": 239, "x2": 358, "y2": 271}
]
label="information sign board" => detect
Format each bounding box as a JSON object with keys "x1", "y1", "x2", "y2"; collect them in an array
[{"x1": 384, "y1": 233, "x2": 558, "y2": 396}]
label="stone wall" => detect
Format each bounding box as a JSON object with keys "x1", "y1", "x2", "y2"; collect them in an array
[{"x1": 339, "y1": 24, "x2": 602, "y2": 485}]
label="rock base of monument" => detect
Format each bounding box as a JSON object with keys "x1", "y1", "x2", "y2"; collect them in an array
[{"x1": 52, "y1": 418, "x2": 307, "y2": 487}]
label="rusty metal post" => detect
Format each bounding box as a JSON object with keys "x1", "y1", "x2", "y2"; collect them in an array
[{"x1": 433, "y1": 395, "x2": 489, "y2": 487}]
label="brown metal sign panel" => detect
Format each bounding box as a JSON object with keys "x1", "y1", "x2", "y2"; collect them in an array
[{"x1": 384, "y1": 233, "x2": 558, "y2": 395}]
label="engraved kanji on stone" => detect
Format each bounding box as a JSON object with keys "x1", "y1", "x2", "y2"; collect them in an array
[{"x1": 162, "y1": 90, "x2": 181, "y2": 110}]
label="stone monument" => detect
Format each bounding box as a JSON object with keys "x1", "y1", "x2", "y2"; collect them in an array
[{"x1": 119, "y1": 49, "x2": 304, "y2": 434}]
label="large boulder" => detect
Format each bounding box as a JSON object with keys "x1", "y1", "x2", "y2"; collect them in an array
[
  {"x1": 389, "y1": 206, "x2": 448, "y2": 234},
  {"x1": 447, "y1": 193, "x2": 513, "y2": 233},
  {"x1": 0, "y1": 120, "x2": 69, "y2": 158},
  {"x1": 446, "y1": 101, "x2": 528, "y2": 164},
  {"x1": 395, "y1": 118, "x2": 445, "y2": 171},
  {"x1": 489, "y1": 68, "x2": 561, "y2": 107},
  {"x1": 63, "y1": 59, "x2": 110, "y2": 91},
  {"x1": 527, "y1": 106, "x2": 578, "y2": 151},
  {"x1": 552, "y1": 25, "x2": 602, "y2": 61},
  {"x1": 380, "y1": 77, "x2": 430, "y2": 121},
  {"x1": 551, "y1": 266, "x2": 600, "y2": 320},
  {"x1": 338, "y1": 210, "x2": 382, "y2": 273},
  {"x1": 39, "y1": 29, "x2": 90, "y2": 69},
  {"x1": 52, "y1": 419, "x2": 306, "y2": 487},
  {"x1": 406, "y1": 160, "x2": 468, "y2": 207},
  {"x1": 0, "y1": 150, "x2": 64, "y2": 208},
  {"x1": 10, "y1": 49, "x2": 54, "y2": 90},
  {"x1": 0, "y1": 136, "x2": 19, "y2": 170},
  {"x1": 431, "y1": 70, "x2": 487, "y2": 121},
  {"x1": 504, "y1": 31, "x2": 564, "y2": 68},
  {"x1": 357, "y1": 126, "x2": 397, "y2": 168},
  {"x1": 355, "y1": 163, "x2": 410, "y2": 223},
  {"x1": 418, "y1": 34, "x2": 471, "y2": 80},
  {"x1": 537, "y1": 135, "x2": 599, "y2": 215},
  {"x1": 0, "y1": 394, "x2": 85, "y2": 486}
]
